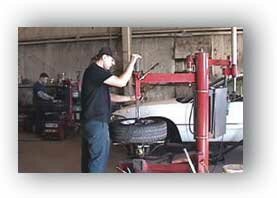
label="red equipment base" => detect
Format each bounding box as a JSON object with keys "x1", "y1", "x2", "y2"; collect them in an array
[{"x1": 117, "y1": 159, "x2": 193, "y2": 173}]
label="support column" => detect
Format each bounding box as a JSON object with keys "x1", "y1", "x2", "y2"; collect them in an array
[
  {"x1": 231, "y1": 26, "x2": 238, "y2": 92},
  {"x1": 121, "y1": 27, "x2": 132, "y2": 95}
]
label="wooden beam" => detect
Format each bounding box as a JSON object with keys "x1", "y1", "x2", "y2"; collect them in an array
[{"x1": 121, "y1": 27, "x2": 132, "y2": 95}]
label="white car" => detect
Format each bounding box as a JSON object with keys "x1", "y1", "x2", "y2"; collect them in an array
[
  {"x1": 112, "y1": 99, "x2": 242, "y2": 143},
  {"x1": 111, "y1": 76, "x2": 243, "y2": 143}
]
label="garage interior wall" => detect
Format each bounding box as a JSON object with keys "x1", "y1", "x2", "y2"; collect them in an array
[{"x1": 18, "y1": 27, "x2": 243, "y2": 105}]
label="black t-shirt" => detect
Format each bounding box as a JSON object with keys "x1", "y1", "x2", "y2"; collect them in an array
[{"x1": 81, "y1": 63, "x2": 113, "y2": 123}]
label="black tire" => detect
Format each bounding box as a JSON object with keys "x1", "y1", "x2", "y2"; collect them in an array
[
  {"x1": 146, "y1": 116, "x2": 182, "y2": 143},
  {"x1": 109, "y1": 117, "x2": 167, "y2": 143}
]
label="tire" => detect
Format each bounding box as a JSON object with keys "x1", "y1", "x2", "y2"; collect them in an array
[
  {"x1": 109, "y1": 117, "x2": 167, "y2": 143},
  {"x1": 146, "y1": 116, "x2": 182, "y2": 143}
]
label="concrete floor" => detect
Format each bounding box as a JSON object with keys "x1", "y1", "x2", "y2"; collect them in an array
[
  {"x1": 18, "y1": 131, "x2": 128, "y2": 173},
  {"x1": 18, "y1": 131, "x2": 243, "y2": 173}
]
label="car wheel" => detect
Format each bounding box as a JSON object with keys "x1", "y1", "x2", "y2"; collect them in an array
[{"x1": 109, "y1": 117, "x2": 167, "y2": 143}]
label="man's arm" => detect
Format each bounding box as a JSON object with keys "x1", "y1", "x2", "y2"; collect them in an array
[
  {"x1": 110, "y1": 93, "x2": 135, "y2": 103},
  {"x1": 37, "y1": 91, "x2": 54, "y2": 101},
  {"x1": 104, "y1": 54, "x2": 141, "y2": 88}
]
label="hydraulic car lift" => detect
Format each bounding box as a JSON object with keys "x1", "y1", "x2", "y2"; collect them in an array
[{"x1": 121, "y1": 27, "x2": 239, "y2": 173}]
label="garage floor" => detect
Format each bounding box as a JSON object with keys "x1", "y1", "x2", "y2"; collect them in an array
[{"x1": 18, "y1": 131, "x2": 243, "y2": 173}]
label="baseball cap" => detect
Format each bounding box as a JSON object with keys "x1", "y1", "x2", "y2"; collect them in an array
[{"x1": 97, "y1": 47, "x2": 113, "y2": 58}]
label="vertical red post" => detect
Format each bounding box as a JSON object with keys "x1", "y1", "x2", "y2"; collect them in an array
[{"x1": 195, "y1": 52, "x2": 210, "y2": 173}]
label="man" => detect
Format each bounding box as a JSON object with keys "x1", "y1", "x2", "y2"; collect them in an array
[
  {"x1": 81, "y1": 47, "x2": 141, "y2": 173},
  {"x1": 33, "y1": 72, "x2": 54, "y2": 135}
]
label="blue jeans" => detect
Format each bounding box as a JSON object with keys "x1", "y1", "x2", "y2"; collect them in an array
[{"x1": 81, "y1": 120, "x2": 110, "y2": 173}]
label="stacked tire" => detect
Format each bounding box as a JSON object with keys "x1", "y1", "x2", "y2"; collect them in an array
[{"x1": 109, "y1": 117, "x2": 167, "y2": 144}]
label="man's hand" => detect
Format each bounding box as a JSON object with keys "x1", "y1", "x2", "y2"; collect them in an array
[
  {"x1": 130, "y1": 96, "x2": 136, "y2": 101},
  {"x1": 131, "y1": 54, "x2": 142, "y2": 63},
  {"x1": 130, "y1": 95, "x2": 143, "y2": 102},
  {"x1": 110, "y1": 94, "x2": 144, "y2": 103}
]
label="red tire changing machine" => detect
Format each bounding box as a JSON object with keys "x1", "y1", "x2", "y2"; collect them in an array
[{"x1": 117, "y1": 27, "x2": 240, "y2": 173}]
